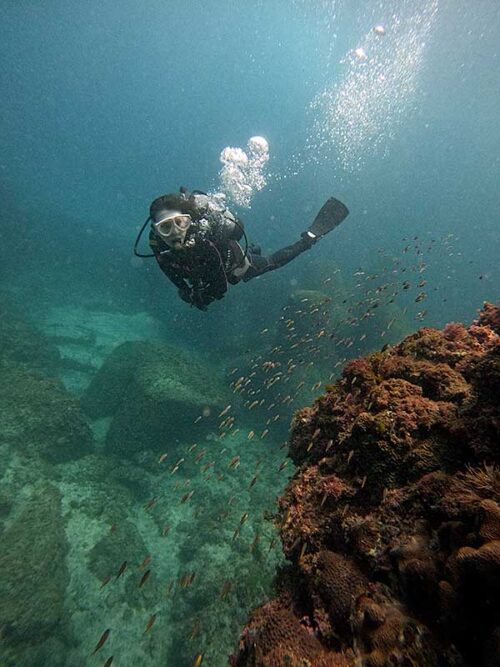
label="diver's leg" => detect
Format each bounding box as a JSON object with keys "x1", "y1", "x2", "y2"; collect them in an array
[
  {"x1": 242, "y1": 237, "x2": 313, "y2": 282},
  {"x1": 242, "y1": 198, "x2": 349, "y2": 283}
]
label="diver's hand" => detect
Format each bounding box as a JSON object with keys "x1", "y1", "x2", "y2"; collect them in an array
[
  {"x1": 178, "y1": 286, "x2": 194, "y2": 305},
  {"x1": 178, "y1": 287, "x2": 206, "y2": 310},
  {"x1": 191, "y1": 290, "x2": 210, "y2": 311}
]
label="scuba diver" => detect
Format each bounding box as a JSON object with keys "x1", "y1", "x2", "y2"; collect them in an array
[{"x1": 134, "y1": 188, "x2": 349, "y2": 311}]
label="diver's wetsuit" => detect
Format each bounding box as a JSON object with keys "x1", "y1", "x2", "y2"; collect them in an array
[
  {"x1": 242, "y1": 237, "x2": 314, "y2": 282},
  {"x1": 149, "y1": 205, "x2": 314, "y2": 310}
]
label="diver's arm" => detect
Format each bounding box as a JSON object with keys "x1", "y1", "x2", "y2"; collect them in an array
[
  {"x1": 155, "y1": 254, "x2": 195, "y2": 305},
  {"x1": 189, "y1": 257, "x2": 228, "y2": 310}
]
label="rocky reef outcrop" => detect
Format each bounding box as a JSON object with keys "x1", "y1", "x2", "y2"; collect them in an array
[
  {"x1": 231, "y1": 303, "x2": 500, "y2": 667},
  {"x1": 0, "y1": 365, "x2": 94, "y2": 462},
  {"x1": 0, "y1": 484, "x2": 73, "y2": 666},
  {"x1": 0, "y1": 291, "x2": 60, "y2": 374},
  {"x1": 81, "y1": 341, "x2": 229, "y2": 457},
  {"x1": 0, "y1": 292, "x2": 94, "y2": 463}
]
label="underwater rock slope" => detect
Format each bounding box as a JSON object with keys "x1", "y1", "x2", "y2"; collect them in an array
[
  {"x1": 231, "y1": 303, "x2": 500, "y2": 667},
  {"x1": 81, "y1": 341, "x2": 228, "y2": 456}
]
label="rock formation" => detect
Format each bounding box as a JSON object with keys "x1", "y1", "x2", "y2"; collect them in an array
[
  {"x1": 81, "y1": 341, "x2": 229, "y2": 457},
  {"x1": 231, "y1": 303, "x2": 500, "y2": 667}
]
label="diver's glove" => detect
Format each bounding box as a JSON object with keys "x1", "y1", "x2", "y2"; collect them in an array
[
  {"x1": 192, "y1": 288, "x2": 215, "y2": 311},
  {"x1": 178, "y1": 287, "x2": 207, "y2": 310},
  {"x1": 178, "y1": 285, "x2": 194, "y2": 305}
]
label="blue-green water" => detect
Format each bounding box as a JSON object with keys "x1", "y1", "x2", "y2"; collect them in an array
[{"x1": 0, "y1": 1, "x2": 499, "y2": 666}]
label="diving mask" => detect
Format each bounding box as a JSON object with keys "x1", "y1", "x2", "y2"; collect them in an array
[{"x1": 153, "y1": 211, "x2": 192, "y2": 248}]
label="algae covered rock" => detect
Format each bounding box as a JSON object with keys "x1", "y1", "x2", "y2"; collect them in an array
[
  {"x1": 0, "y1": 292, "x2": 60, "y2": 374},
  {"x1": 81, "y1": 341, "x2": 229, "y2": 456},
  {"x1": 0, "y1": 484, "x2": 73, "y2": 664},
  {"x1": 232, "y1": 302, "x2": 500, "y2": 667},
  {"x1": 0, "y1": 366, "x2": 93, "y2": 462}
]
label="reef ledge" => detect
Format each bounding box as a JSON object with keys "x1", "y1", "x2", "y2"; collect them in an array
[{"x1": 231, "y1": 302, "x2": 500, "y2": 667}]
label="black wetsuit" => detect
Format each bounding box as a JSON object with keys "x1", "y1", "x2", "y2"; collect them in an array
[{"x1": 149, "y1": 207, "x2": 314, "y2": 310}]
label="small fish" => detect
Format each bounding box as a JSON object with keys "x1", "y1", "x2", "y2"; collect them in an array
[
  {"x1": 138, "y1": 569, "x2": 151, "y2": 588},
  {"x1": 260, "y1": 328, "x2": 269, "y2": 334},
  {"x1": 92, "y1": 629, "x2": 110, "y2": 655},
  {"x1": 181, "y1": 490, "x2": 194, "y2": 503},
  {"x1": 144, "y1": 613, "x2": 157, "y2": 634},
  {"x1": 247, "y1": 430, "x2": 255, "y2": 440},
  {"x1": 171, "y1": 464, "x2": 182, "y2": 475},
  {"x1": 144, "y1": 497, "x2": 157, "y2": 511},
  {"x1": 218, "y1": 405, "x2": 232, "y2": 418},
  {"x1": 158, "y1": 453, "x2": 168, "y2": 463},
  {"x1": 189, "y1": 620, "x2": 202, "y2": 641},
  {"x1": 248, "y1": 475, "x2": 258, "y2": 489},
  {"x1": 239, "y1": 512, "x2": 249, "y2": 525},
  {"x1": 219, "y1": 580, "x2": 233, "y2": 600},
  {"x1": 194, "y1": 415, "x2": 202, "y2": 423},
  {"x1": 103, "y1": 657, "x2": 114, "y2": 667},
  {"x1": 192, "y1": 654, "x2": 204, "y2": 667},
  {"x1": 250, "y1": 532, "x2": 260, "y2": 553},
  {"x1": 229, "y1": 455, "x2": 240, "y2": 469},
  {"x1": 162, "y1": 524, "x2": 171, "y2": 537},
  {"x1": 278, "y1": 459, "x2": 289, "y2": 472},
  {"x1": 180, "y1": 571, "x2": 196, "y2": 588},
  {"x1": 115, "y1": 560, "x2": 127, "y2": 579},
  {"x1": 139, "y1": 555, "x2": 152, "y2": 571},
  {"x1": 99, "y1": 575, "x2": 111, "y2": 590}
]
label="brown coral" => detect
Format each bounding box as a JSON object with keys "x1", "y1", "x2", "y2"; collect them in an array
[{"x1": 232, "y1": 303, "x2": 500, "y2": 667}]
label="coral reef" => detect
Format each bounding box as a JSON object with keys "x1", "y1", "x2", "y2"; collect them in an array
[
  {"x1": 231, "y1": 303, "x2": 500, "y2": 667},
  {"x1": 81, "y1": 341, "x2": 230, "y2": 457}
]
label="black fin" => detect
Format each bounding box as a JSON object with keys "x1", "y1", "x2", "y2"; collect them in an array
[{"x1": 309, "y1": 198, "x2": 349, "y2": 238}]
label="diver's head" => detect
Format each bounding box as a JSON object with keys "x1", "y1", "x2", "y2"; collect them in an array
[{"x1": 152, "y1": 208, "x2": 191, "y2": 249}]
